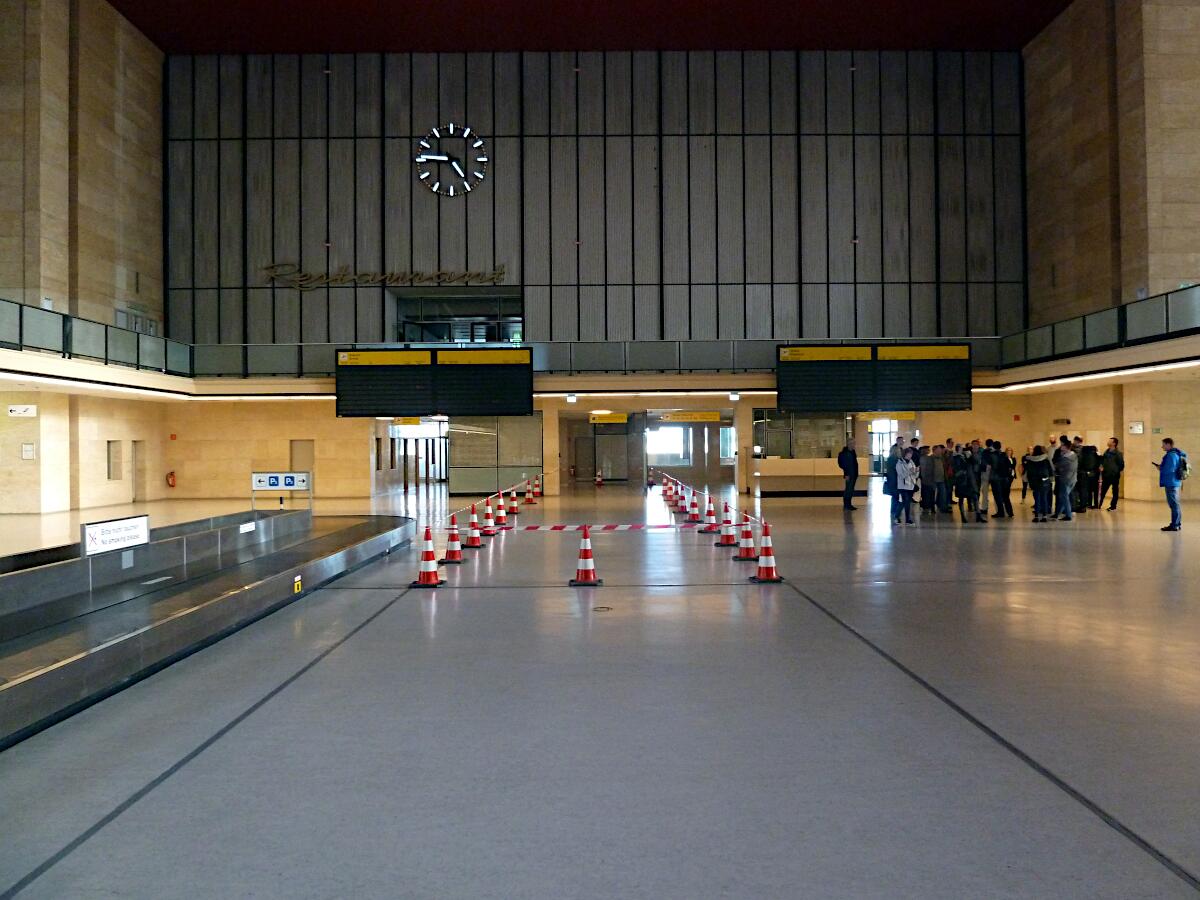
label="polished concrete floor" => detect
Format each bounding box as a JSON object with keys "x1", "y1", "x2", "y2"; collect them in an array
[{"x1": 1, "y1": 483, "x2": 1199, "y2": 897}]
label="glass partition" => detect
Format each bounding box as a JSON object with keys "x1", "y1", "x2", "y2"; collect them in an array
[
  {"x1": 72, "y1": 318, "x2": 107, "y2": 360},
  {"x1": 22, "y1": 306, "x2": 63, "y2": 352}
]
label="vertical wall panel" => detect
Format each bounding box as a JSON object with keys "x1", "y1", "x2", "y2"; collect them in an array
[
  {"x1": 965, "y1": 136, "x2": 995, "y2": 281},
  {"x1": 631, "y1": 52, "x2": 658, "y2": 134},
  {"x1": 275, "y1": 288, "x2": 300, "y2": 342},
  {"x1": 166, "y1": 57, "x2": 192, "y2": 139},
  {"x1": 167, "y1": 143, "x2": 192, "y2": 287},
  {"x1": 219, "y1": 290, "x2": 243, "y2": 343},
  {"x1": 880, "y1": 52, "x2": 907, "y2": 134},
  {"x1": 579, "y1": 285, "x2": 604, "y2": 340},
  {"x1": 634, "y1": 285, "x2": 660, "y2": 340},
  {"x1": 218, "y1": 56, "x2": 242, "y2": 138},
  {"x1": 744, "y1": 136, "x2": 772, "y2": 283},
  {"x1": 854, "y1": 136, "x2": 882, "y2": 283},
  {"x1": 825, "y1": 52, "x2": 852, "y2": 133},
  {"x1": 301, "y1": 290, "x2": 328, "y2": 343},
  {"x1": 660, "y1": 52, "x2": 688, "y2": 135},
  {"x1": 245, "y1": 143, "x2": 273, "y2": 288},
  {"x1": 771, "y1": 136, "x2": 798, "y2": 282},
  {"x1": 907, "y1": 52, "x2": 934, "y2": 133},
  {"x1": 383, "y1": 54, "x2": 411, "y2": 135},
  {"x1": 883, "y1": 283, "x2": 910, "y2": 336},
  {"x1": 994, "y1": 136, "x2": 1024, "y2": 282},
  {"x1": 936, "y1": 52, "x2": 964, "y2": 134},
  {"x1": 852, "y1": 51, "x2": 880, "y2": 133},
  {"x1": 690, "y1": 285, "x2": 717, "y2": 339},
  {"x1": 194, "y1": 289, "x2": 218, "y2": 343},
  {"x1": 938, "y1": 136, "x2": 966, "y2": 281},
  {"x1": 327, "y1": 140, "x2": 355, "y2": 271},
  {"x1": 996, "y1": 283, "x2": 1024, "y2": 335},
  {"x1": 411, "y1": 155, "x2": 439, "y2": 270},
  {"x1": 328, "y1": 54, "x2": 355, "y2": 135},
  {"x1": 218, "y1": 141, "x2": 243, "y2": 288},
  {"x1": 193, "y1": 142, "x2": 218, "y2": 287},
  {"x1": 550, "y1": 136, "x2": 578, "y2": 284},
  {"x1": 168, "y1": 290, "x2": 193, "y2": 343},
  {"x1": 412, "y1": 54, "x2": 440, "y2": 135},
  {"x1": 881, "y1": 135, "x2": 909, "y2": 282},
  {"x1": 802, "y1": 283, "x2": 829, "y2": 337},
  {"x1": 193, "y1": 56, "x2": 218, "y2": 139},
  {"x1": 770, "y1": 52, "x2": 796, "y2": 133},
  {"x1": 940, "y1": 282, "x2": 967, "y2": 335},
  {"x1": 827, "y1": 136, "x2": 854, "y2": 283},
  {"x1": 355, "y1": 139, "x2": 382, "y2": 272},
  {"x1": 828, "y1": 283, "x2": 856, "y2": 337},
  {"x1": 911, "y1": 283, "x2": 937, "y2": 336},
  {"x1": 492, "y1": 137, "x2": 521, "y2": 282},
  {"x1": 551, "y1": 286, "x2": 578, "y2": 340},
  {"x1": 525, "y1": 286, "x2": 550, "y2": 341},
  {"x1": 992, "y1": 54, "x2": 1021, "y2": 134},
  {"x1": 773, "y1": 284, "x2": 799, "y2": 338},
  {"x1": 328, "y1": 288, "x2": 355, "y2": 342},
  {"x1": 300, "y1": 55, "x2": 328, "y2": 136},
  {"x1": 578, "y1": 137, "x2": 605, "y2": 283},
  {"x1": 300, "y1": 140, "x2": 329, "y2": 273},
  {"x1": 466, "y1": 160, "x2": 495, "y2": 273},
  {"x1": 715, "y1": 52, "x2": 742, "y2": 134},
  {"x1": 355, "y1": 53, "x2": 382, "y2": 136},
  {"x1": 632, "y1": 136, "x2": 660, "y2": 284},
  {"x1": 494, "y1": 53, "x2": 520, "y2": 135},
  {"x1": 968, "y1": 282, "x2": 996, "y2": 336},
  {"x1": 549, "y1": 52, "x2": 576, "y2": 135},
  {"x1": 718, "y1": 284, "x2": 744, "y2": 339},
  {"x1": 439, "y1": 154, "x2": 467, "y2": 271},
  {"x1": 746, "y1": 284, "x2": 771, "y2": 338},
  {"x1": 688, "y1": 52, "x2": 715, "y2": 134},
  {"x1": 605, "y1": 52, "x2": 632, "y2": 134},
  {"x1": 246, "y1": 289, "x2": 272, "y2": 343},
  {"x1": 909, "y1": 135, "x2": 936, "y2": 282},
  {"x1": 856, "y1": 283, "x2": 883, "y2": 337},
  {"x1": 742, "y1": 52, "x2": 769, "y2": 133},
  {"x1": 468, "y1": 53, "x2": 495, "y2": 132},
  {"x1": 438, "y1": 53, "x2": 466, "y2": 126},
  {"x1": 799, "y1": 135, "x2": 827, "y2": 282},
  {"x1": 605, "y1": 137, "x2": 633, "y2": 284},
  {"x1": 964, "y1": 52, "x2": 992, "y2": 134},
  {"x1": 661, "y1": 136, "x2": 689, "y2": 283},
  {"x1": 578, "y1": 52, "x2": 604, "y2": 133},
  {"x1": 688, "y1": 136, "x2": 716, "y2": 283},
  {"x1": 663, "y1": 285, "x2": 688, "y2": 339},
  {"x1": 356, "y1": 288, "x2": 383, "y2": 342},
  {"x1": 273, "y1": 55, "x2": 299, "y2": 138},
  {"x1": 606, "y1": 286, "x2": 633, "y2": 340},
  {"x1": 716, "y1": 136, "x2": 744, "y2": 283},
  {"x1": 798, "y1": 51, "x2": 825, "y2": 133},
  {"x1": 522, "y1": 137, "x2": 550, "y2": 284},
  {"x1": 246, "y1": 56, "x2": 272, "y2": 138},
  {"x1": 383, "y1": 139, "x2": 412, "y2": 273},
  {"x1": 272, "y1": 140, "x2": 299, "y2": 280}
]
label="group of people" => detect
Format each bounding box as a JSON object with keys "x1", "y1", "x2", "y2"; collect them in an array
[{"x1": 836, "y1": 434, "x2": 1189, "y2": 531}]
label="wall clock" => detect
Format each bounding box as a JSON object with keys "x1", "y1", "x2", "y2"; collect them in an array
[{"x1": 414, "y1": 123, "x2": 488, "y2": 197}]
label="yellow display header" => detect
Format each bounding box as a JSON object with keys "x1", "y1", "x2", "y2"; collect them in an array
[
  {"x1": 659, "y1": 411, "x2": 722, "y2": 423},
  {"x1": 437, "y1": 348, "x2": 532, "y2": 365},
  {"x1": 589, "y1": 412, "x2": 629, "y2": 424},
  {"x1": 877, "y1": 345, "x2": 970, "y2": 360},
  {"x1": 856, "y1": 411, "x2": 917, "y2": 421},
  {"x1": 778, "y1": 346, "x2": 872, "y2": 361},
  {"x1": 393, "y1": 417, "x2": 422, "y2": 425},
  {"x1": 337, "y1": 350, "x2": 431, "y2": 366}
]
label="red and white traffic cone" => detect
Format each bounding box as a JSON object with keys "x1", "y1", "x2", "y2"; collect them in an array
[
  {"x1": 661, "y1": 475, "x2": 671, "y2": 501},
  {"x1": 464, "y1": 505, "x2": 483, "y2": 548},
  {"x1": 533, "y1": 474, "x2": 542, "y2": 498},
  {"x1": 732, "y1": 513, "x2": 758, "y2": 561},
  {"x1": 568, "y1": 525, "x2": 603, "y2": 586},
  {"x1": 700, "y1": 494, "x2": 719, "y2": 532},
  {"x1": 687, "y1": 491, "x2": 701, "y2": 523},
  {"x1": 508, "y1": 489, "x2": 521, "y2": 516},
  {"x1": 595, "y1": 468, "x2": 604, "y2": 488},
  {"x1": 494, "y1": 495, "x2": 510, "y2": 530},
  {"x1": 439, "y1": 515, "x2": 464, "y2": 564},
  {"x1": 749, "y1": 522, "x2": 783, "y2": 583},
  {"x1": 482, "y1": 498, "x2": 498, "y2": 537},
  {"x1": 714, "y1": 502, "x2": 737, "y2": 546},
  {"x1": 676, "y1": 487, "x2": 689, "y2": 515},
  {"x1": 524, "y1": 480, "x2": 536, "y2": 505},
  {"x1": 410, "y1": 525, "x2": 445, "y2": 588}
]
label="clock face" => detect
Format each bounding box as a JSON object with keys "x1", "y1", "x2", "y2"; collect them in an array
[{"x1": 414, "y1": 123, "x2": 488, "y2": 197}]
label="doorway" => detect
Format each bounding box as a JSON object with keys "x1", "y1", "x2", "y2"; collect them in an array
[
  {"x1": 290, "y1": 439, "x2": 315, "y2": 487},
  {"x1": 131, "y1": 440, "x2": 148, "y2": 503}
]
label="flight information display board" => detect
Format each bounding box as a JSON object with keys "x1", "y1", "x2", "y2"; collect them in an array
[
  {"x1": 775, "y1": 344, "x2": 972, "y2": 412},
  {"x1": 335, "y1": 348, "x2": 533, "y2": 417}
]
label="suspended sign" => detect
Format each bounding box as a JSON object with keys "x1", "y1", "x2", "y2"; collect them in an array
[
  {"x1": 251, "y1": 471, "x2": 310, "y2": 491},
  {"x1": 589, "y1": 412, "x2": 629, "y2": 424},
  {"x1": 658, "y1": 411, "x2": 722, "y2": 423}
]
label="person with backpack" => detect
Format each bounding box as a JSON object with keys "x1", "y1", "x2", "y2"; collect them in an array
[
  {"x1": 1099, "y1": 437, "x2": 1125, "y2": 510},
  {"x1": 1152, "y1": 437, "x2": 1189, "y2": 531}
]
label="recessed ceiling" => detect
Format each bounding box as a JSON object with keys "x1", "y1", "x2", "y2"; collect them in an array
[{"x1": 108, "y1": 0, "x2": 1071, "y2": 55}]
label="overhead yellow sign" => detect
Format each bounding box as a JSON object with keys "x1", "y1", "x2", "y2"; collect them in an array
[
  {"x1": 393, "y1": 417, "x2": 422, "y2": 425},
  {"x1": 877, "y1": 345, "x2": 970, "y2": 360},
  {"x1": 659, "y1": 411, "x2": 722, "y2": 423},
  {"x1": 589, "y1": 412, "x2": 629, "y2": 424},
  {"x1": 778, "y1": 346, "x2": 872, "y2": 361},
  {"x1": 337, "y1": 350, "x2": 431, "y2": 366},
  {"x1": 856, "y1": 411, "x2": 917, "y2": 421},
  {"x1": 437, "y1": 349, "x2": 531, "y2": 365}
]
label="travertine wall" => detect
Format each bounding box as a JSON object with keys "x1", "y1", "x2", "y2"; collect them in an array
[{"x1": 0, "y1": 0, "x2": 162, "y2": 325}]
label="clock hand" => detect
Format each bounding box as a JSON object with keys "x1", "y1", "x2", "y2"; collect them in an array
[
  {"x1": 418, "y1": 154, "x2": 449, "y2": 162},
  {"x1": 451, "y1": 160, "x2": 466, "y2": 178}
]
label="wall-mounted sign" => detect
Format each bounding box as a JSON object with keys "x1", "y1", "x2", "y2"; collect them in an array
[
  {"x1": 251, "y1": 471, "x2": 310, "y2": 491},
  {"x1": 83, "y1": 515, "x2": 150, "y2": 557},
  {"x1": 589, "y1": 412, "x2": 629, "y2": 424},
  {"x1": 21, "y1": 442, "x2": 36, "y2": 460},
  {"x1": 263, "y1": 262, "x2": 506, "y2": 291},
  {"x1": 1128, "y1": 421, "x2": 1145, "y2": 435},
  {"x1": 658, "y1": 411, "x2": 722, "y2": 423},
  {"x1": 7, "y1": 405, "x2": 37, "y2": 417}
]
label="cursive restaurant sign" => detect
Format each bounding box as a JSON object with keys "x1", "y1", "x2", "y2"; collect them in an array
[{"x1": 263, "y1": 262, "x2": 507, "y2": 291}]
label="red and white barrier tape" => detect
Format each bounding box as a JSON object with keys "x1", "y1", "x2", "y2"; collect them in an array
[
  {"x1": 649, "y1": 469, "x2": 764, "y2": 524},
  {"x1": 517, "y1": 523, "x2": 701, "y2": 532}
]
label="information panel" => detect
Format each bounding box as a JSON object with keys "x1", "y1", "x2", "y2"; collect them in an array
[
  {"x1": 335, "y1": 347, "x2": 533, "y2": 417},
  {"x1": 776, "y1": 344, "x2": 972, "y2": 412},
  {"x1": 82, "y1": 515, "x2": 150, "y2": 557},
  {"x1": 251, "y1": 471, "x2": 310, "y2": 491}
]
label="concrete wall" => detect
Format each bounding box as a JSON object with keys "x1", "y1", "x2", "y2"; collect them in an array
[{"x1": 0, "y1": 0, "x2": 162, "y2": 325}]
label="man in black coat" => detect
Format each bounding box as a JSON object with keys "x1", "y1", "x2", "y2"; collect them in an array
[
  {"x1": 1099, "y1": 437, "x2": 1125, "y2": 510},
  {"x1": 837, "y1": 439, "x2": 860, "y2": 511}
]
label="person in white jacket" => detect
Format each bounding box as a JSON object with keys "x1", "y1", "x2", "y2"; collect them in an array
[{"x1": 894, "y1": 447, "x2": 920, "y2": 525}]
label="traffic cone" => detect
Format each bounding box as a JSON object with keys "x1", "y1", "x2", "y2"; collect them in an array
[
  {"x1": 661, "y1": 475, "x2": 671, "y2": 500},
  {"x1": 508, "y1": 489, "x2": 521, "y2": 516},
  {"x1": 732, "y1": 513, "x2": 757, "y2": 561},
  {"x1": 749, "y1": 522, "x2": 783, "y2": 583},
  {"x1": 700, "y1": 494, "x2": 718, "y2": 532},
  {"x1": 410, "y1": 525, "x2": 445, "y2": 588},
  {"x1": 676, "y1": 487, "x2": 689, "y2": 515},
  {"x1": 533, "y1": 474, "x2": 542, "y2": 498},
  {"x1": 687, "y1": 491, "x2": 701, "y2": 523},
  {"x1": 439, "y1": 515, "x2": 464, "y2": 564},
  {"x1": 714, "y1": 502, "x2": 737, "y2": 546},
  {"x1": 464, "y1": 504, "x2": 483, "y2": 548},
  {"x1": 568, "y1": 525, "x2": 603, "y2": 586},
  {"x1": 494, "y1": 494, "x2": 510, "y2": 529},
  {"x1": 595, "y1": 468, "x2": 603, "y2": 487},
  {"x1": 482, "y1": 498, "x2": 498, "y2": 537},
  {"x1": 524, "y1": 480, "x2": 536, "y2": 505}
]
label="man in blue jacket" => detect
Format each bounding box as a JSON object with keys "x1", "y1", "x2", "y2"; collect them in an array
[{"x1": 1152, "y1": 437, "x2": 1187, "y2": 531}]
